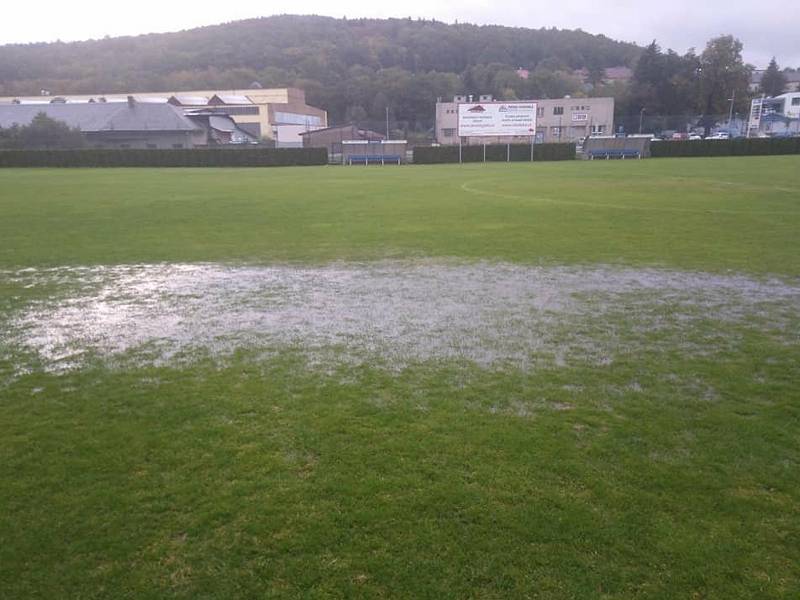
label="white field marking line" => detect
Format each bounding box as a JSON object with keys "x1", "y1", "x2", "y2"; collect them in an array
[
  {"x1": 459, "y1": 180, "x2": 800, "y2": 216},
  {"x1": 663, "y1": 176, "x2": 799, "y2": 196}
]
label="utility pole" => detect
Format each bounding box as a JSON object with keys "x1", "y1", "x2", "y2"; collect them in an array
[
  {"x1": 385, "y1": 106, "x2": 390, "y2": 139},
  {"x1": 639, "y1": 108, "x2": 646, "y2": 134},
  {"x1": 727, "y1": 90, "x2": 736, "y2": 128}
]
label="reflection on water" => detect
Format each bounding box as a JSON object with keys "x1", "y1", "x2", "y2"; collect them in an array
[{"x1": 2, "y1": 261, "x2": 799, "y2": 373}]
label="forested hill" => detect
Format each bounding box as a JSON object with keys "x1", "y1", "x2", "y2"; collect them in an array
[{"x1": 0, "y1": 15, "x2": 641, "y2": 128}]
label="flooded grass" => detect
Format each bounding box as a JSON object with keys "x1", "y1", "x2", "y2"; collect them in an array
[{"x1": 2, "y1": 261, "x2": 798, "y2": 377}]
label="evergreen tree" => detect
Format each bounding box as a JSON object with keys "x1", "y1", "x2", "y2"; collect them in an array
[{"x1": 759, "y1": 58, "x2": 788, "y2": 96}]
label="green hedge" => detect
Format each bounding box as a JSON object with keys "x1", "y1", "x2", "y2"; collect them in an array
[
  {"x1": 0, "y1": 147, "x2": 328, "y2": 167},
  {"x1": 413, "y1": 143, "x2": 575, "y2": 164},
  {"x1": 651, "y1": 137, "x2": 800, "y2": 158}
]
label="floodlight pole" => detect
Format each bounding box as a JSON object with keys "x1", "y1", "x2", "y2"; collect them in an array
[
  {"x1": 727, "y1": 90, "x2": 736, "y2": 127},
  {"x1": 483, "y1": 143, "x2": 486, "y2": 162}
]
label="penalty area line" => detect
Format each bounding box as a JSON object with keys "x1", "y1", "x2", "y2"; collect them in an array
[{"x1": 459, "y1": 180, "x2": 800, "y2": 216}]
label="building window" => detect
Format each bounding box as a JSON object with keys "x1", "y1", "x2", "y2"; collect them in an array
[
  {"x1": 591, "y1": 125, "x2": 606, "y2": 134},
  {"x1": 553, "y1": 106, "x2": 564, "y2": 115},
  {"x1": 210, "y1": 106, "x2": 260, "y2": 116},
  {"x1": 274, "y1": 112, "x2": 322, "y2": 127},
  {"x1": 551, "y1": 126, "x2": 562, "y2": 136},
  {"x1": 536, "y1": 107, "x2": 544, "y2": 117},
  {"x1": 793, "y1": 98, "x2": 800, "y2": 106},
  {"x1": 442, "y1": 128, "x2": 456, "y2": 137}
]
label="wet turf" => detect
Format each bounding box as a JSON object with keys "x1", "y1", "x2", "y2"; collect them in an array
[
  {"x1": 0, "y1": 157, "x2": 799, "y2": 274},
  {"x1": 1, "y1": 157, "x2": 799, "y2": 598}
]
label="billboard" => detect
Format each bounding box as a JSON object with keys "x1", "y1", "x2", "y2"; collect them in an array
[{"x1": 457, "y1": 102, "x2": 537, "y2": 137}]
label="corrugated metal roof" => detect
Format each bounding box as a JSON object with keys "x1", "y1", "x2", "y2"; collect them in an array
[{"x1": 0, "y1": 103, "x2": 200, "y2": 132}]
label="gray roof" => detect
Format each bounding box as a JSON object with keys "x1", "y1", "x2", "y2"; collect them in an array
[{"x1": 0, "y1": 102, "x2": 200, "y2": 132}]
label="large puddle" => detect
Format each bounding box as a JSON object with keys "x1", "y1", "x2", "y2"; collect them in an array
[{"x1": 1, "y1": 261, "x2": 799, "y2": 374}]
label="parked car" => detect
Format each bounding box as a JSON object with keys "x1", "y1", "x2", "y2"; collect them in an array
[{"x1": 707, "y1": 132, "x2": 731, "y2": 140}]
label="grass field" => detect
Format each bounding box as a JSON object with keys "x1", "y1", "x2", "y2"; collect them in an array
[{"x1": 1, "y1": 156, "x2": 799, "y2": 598}]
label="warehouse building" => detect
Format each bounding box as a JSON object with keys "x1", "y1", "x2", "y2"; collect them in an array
[
  {"x1": 0, "y1": 87, "x2": 327, "y2": 146},
  {"x1": 0, "y1": 98, "x2": 260, "y2": 148},
  {"x1": 435, "y1": 95, "x2": 614, "y2": 145},
  {"x1": 0, "y1": 100, "x2": 205, "y2": 148}
]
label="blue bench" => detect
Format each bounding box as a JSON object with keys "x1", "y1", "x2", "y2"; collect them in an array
[
  {"x1": 588, "y1": 149, "x2": 641, "y2": 160},
  {"x1": 347, "y1": 154, "x2": 402, "y2": 165}
]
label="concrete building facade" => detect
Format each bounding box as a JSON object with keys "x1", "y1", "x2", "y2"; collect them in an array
[
  {"x1": 435, "y1": 95, "x2": 615, "y2": 145},
  {"x1": 0, "y1": 87, "x2": 327, "y2": 146}
]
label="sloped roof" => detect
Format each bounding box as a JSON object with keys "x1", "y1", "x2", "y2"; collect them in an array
[
  {"x1": 298, "y1": 124, "x2": 383, "y2": 139},
  {"x1": 209, "y1": 94, "x2": 253, "y2": 105},
  {"x1": 168, "y1": 95, "x2": 210, "y2": 106},
  {"x1": 208, "y1": 115, "x2": 237, "y2": 132},
  {"x1": 0, "y1": 103, "x2": 200, "y2": 132}
]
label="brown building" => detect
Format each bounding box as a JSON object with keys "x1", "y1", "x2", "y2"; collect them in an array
[{"x1": 300, "y1": 124, "x2": 385, "y2": 154}]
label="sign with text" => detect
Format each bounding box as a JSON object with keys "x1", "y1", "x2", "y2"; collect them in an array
[{"x1": 457, "y1": 102, "x2": 537, "y2": 137}]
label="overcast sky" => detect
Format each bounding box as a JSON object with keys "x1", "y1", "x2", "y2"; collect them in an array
[{"x1": 2, "y1": 1, "x2": 798, "y2": 68}]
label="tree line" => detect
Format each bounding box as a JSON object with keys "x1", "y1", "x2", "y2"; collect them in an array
[
  {"x1": 0, "y1": 16, "x2": 796, "y2": 138},
  {"x1": 0, "y1": 15, "x2": 638, "y2": 131}
]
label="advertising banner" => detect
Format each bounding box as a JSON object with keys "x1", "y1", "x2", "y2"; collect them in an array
[{"x1": 457, "y1": 102, "x2": 537, "y2": 137}]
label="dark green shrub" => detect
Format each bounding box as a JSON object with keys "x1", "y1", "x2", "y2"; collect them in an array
[
  {"x1": 651, "y1": 137, "x2": 800, "y2": 158},
  {"x1": 0, "y1": 147, "x2": 328, "y2": 168}
]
